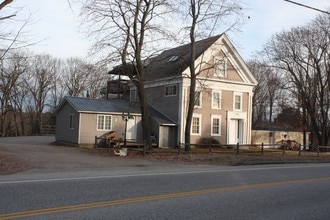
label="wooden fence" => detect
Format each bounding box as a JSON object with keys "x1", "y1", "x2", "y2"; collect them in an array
[
  {"x1": 40, "y1": 125, "x2": 56, "y2": 135},
  {"x1": 176, "y1": 143, "x2": 330, "y2": 157}
]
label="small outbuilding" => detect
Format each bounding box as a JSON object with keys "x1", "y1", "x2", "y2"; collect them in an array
[{"x1": 55, "y1": 96, "x2": 142, "y2": 148}]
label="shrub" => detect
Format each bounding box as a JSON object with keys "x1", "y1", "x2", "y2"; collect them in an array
[{"x1": 197, "y1": 137, "x2": 220, "y2": 146}]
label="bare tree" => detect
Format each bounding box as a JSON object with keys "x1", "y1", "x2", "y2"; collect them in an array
[
  {"x1": 10, "y1": 70, "x2": 29, "y2": 135},
  {"x1": 0, "y1": 1, "x2": 34, "y2": 60},
  {"x1": 60, "y1": 57, "x2": 107, "y2": 98},
  {"x1": 0, "y1": 51, "x2": 27, "y2": 136},
  {"x1": 84, "y1": 64, "x2": 107, "y2": 98},
  {"x1": 247, "y1": 60, "x2": 269, "y2": 126},
  {"x1": 0, "y1": 1, "x2": 43, "y2": 136},
  {"x1": 264, "y1": 13, "x2": 330, "y2": 145},
  {"x1": 79, "y1": 0, "x2": 173, "y2": 150},
  {"x1": 48, "y1": 60, "x2": 66, "y2": 113},
  {"x1": 62, "y1": 57, "x2": 90, "y2": 97},
  {"x1": 247, "y1": 60, "x2": 284, "y2": 126},
  {"x1": 179, "y1": 0, "x2": 243, "y2": 152},
  {"x1": 25, "y1": 54, "x2": 58, "y2": 135}
]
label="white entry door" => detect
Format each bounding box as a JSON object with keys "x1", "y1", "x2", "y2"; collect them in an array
[
  {"x1": 126, "y1": 119, "x2": 137, "y2": 141},
  {"x1": 228, "y1": 119, "x2": 244, "y2": 144},
  {"x1": 235, "y1": 119, "x2": 244, "y2": 144}
]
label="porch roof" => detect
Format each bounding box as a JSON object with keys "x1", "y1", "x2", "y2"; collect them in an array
[{"x1": 148, "y1": 105, "x2": 177, "y2": 126}]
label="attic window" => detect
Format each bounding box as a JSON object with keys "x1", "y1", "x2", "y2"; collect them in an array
[
  {"x1": 168, "y1": 55, "x2": 179, "y2": 62},
  {"x1": 214, "y1": 58, "x2": 227, "y2": 77}
]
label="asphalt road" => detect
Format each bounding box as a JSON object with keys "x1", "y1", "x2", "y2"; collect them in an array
[
  {"x1": 1, "y1": 163, "x2": 330, "y2": 219},
  {"x1": 1, "y1": 137, "x2": 330, "y2": 219}
]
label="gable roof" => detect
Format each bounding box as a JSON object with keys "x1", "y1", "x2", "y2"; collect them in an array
[
  {"x1": 56, "y1": 96, "x2": 140, "y2": 114},
  {"x1": 143, "y1": 34, "x2": 222, "y2": 81},
  {"x1": 109, "y1": 33, "x2": 257, "y2": 85},
  {"x1": 109, "y1": 34, "x2": 222, "y2": 81}
]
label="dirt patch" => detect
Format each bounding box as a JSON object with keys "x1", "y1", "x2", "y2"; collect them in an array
[
  {"x1": 0, "y1": 154, "x2": 34, "y2": 175},
  {"x1": 187, "y1": 153, "x2": 330, "y2": 165},
  {"x1": 89, "y1": 148, "x2": 330, "y2": 166},
  {"x1": 2, "y1": 142, "x2": 330, "y2": 175}
]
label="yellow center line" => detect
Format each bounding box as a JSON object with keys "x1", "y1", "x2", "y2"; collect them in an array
[{"x1": 1, "y1": 176, "x2": 330, "y2": 220}]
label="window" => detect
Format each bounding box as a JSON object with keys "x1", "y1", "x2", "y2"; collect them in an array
[
  {"x1": 211, "y1": 116, "x2": 221, "y2": 136},
  {"x1": 168, "y1": 55, "x2": 179, "y2": 62},
  {"x1": 212, "y1": 91, "x2": 222, "y2": 109},
  {"x1": 130, "y1": 90, "x2": 139, "y2": 102},
  {"x1": 69, "y1": 114, "x2": 74, "y2": 129},
  {"x1": 234, "y1": 93, "x2": 242, "y2": 110},
  {"x1": 97, "y1": 115, "x2": 112, "y2": 130},
  {"x1": 194, "y1": 91, "x2": 202, "y2": 107},
  {"x1": 191, "y1": 114, "x2": 201, "y2": 135},
  {"x1": 165, "y1": 85, "x2": 177, "y2": 97},
  {"x1": 214, "y1": 58, "x2": 226, "y2": 77}
]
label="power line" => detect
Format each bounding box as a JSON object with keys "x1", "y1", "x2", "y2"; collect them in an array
[{"x1": 284, "y1": 0, "x2": 330, "y2": 15}]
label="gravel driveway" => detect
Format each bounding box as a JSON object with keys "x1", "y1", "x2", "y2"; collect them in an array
[{"x1": 0, "y1": 136, "x2": 160, "y2": 174}]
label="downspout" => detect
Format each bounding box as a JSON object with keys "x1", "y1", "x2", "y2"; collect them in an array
[
  {"x1": 247, "y1": 92, "x2": 253, "y2": 144},
  {"x1": 78, "y1": 113, "x2": 81, "y2": 145},
  {"x1": 179, "y1": 81, "x2": 185, "y2": 146},
  {"x1": 226, "y1": 110, "x2": 228, "y2": 144}
]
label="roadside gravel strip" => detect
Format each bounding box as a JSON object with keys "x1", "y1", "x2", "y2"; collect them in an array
[{"x1": 1, "y1": 136, "x2": 330, "y2": 176}]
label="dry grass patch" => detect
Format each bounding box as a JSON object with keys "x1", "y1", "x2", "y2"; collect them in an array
[{"x1": 0, "y1": 154, "x2": 33, "y2": 175}]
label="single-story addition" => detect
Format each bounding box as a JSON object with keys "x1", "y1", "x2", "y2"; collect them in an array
[
  {"x1": 55, "y1": 96, "x2": 143, "y2": 147},
  {"x1": 55, "y1": 96, "x2": 176, "y2": 148}
]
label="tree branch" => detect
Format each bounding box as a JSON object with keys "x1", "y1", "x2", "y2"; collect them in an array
[
  {"x1": 0, "y1": 13, "x2": 15, "y2": 20},
  {"x1": 0, "y1": 0, "x2": 13, "y2": 11}
]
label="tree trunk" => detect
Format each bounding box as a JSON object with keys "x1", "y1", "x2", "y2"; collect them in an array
[
  {"x1": 184, "y1": 76, "x2": 196, "y2": 152},
  {"x1": 184, "y1": 3, "x2": 197, "y2": 152},
  {"x1": 19, "y1": 110, "x2": 25, "y2": 135},
  {"x1": 134, "y1": 56, "x2": 151, "y2": 151},
  {"x1": 136, "y1": 80, "x2": 151, "y2": 150}
]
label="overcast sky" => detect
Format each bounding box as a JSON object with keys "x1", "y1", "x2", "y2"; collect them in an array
[{"x1": 10, "y1": 0, "x2": 330, "y2": 61}]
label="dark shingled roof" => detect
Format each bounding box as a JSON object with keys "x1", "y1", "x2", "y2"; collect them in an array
[
  {"x1": 109, "y1": 34, "x2": 222, "y2": 81},
  {"x1": 144, "y1": 34, "x2": 222, "y2": 81},
  {"x1": 58, "y1": 97, "x2": 176, "y2": 126},
  {"x1": 62, "y1": 96, "x2": 140, "y2": 114}
]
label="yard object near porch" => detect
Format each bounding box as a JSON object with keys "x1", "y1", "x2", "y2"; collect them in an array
[
  {"x1": 105, "y1": 131, "x2": 117, "y2": 140},
  {"x1": 114, "y1": 147, "x2": 127, "y2": 156},
  {"x1": 94, "y1": 131, "x2": 117, "y2": 148}
]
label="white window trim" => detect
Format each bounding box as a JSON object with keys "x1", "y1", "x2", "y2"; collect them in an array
[
  {"x1": 69, "y1": 114, "x2": 74, "y2": 129},
  {"x1": 211, "y1": 115, "x2": 222, "y2": 136},
  {"x1": 194, "y1": 91, "x2": 202, "y2": 108},
  {"x1": 97, "y1": 114, "x2": 112, "y2": 131},
  {"x1": 212, "y1": 90, "x2": 222, "y2": 109},
  {"x1": 164, "y1": 85, "x2": 177, "y2": 97},
  {"x1": 191, "y1": 114, "x2": 202, "y2": 135},
  {"x1": 233, "y1": 92, "x2": 243, "y2": 111}
]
